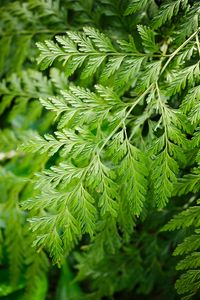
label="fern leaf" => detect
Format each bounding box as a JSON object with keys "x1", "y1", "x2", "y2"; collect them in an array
[
  {"x1": 175, "y1": 270, "x2": 200, "y2": 296},
  {"x1": 176, "y1": 252, "x2": 200, "y2": 270},
  {"x1": 124, "y1": 0, "x2": 150, "y2": 15},
  {"x1": 167, "y1": 62, "x2": 200, "y2": 95},
  {"x1": 87, "y1": 156, "x2": 119, "y2": 218},
  {"x1": 81, "y1": 55, "x2": 106, "y2": 79},
  {"x1": 162, "y1": 206, "x2": 200, "y2": 231},
  {"x1": 36, "y1": 27, "x2": 146, "y2": 88},
  {"x1": 137, "y1": 25, "x2": 159, "y2": 53},
  {"x1": 100, "y1": 56, "x2": 125, "y2": 83},
  {"x1": 174, "y1": 169, "x2": 200, "y2": 196},
  {"x1": 180, "y1": 85, "x2": 200, "y2": 114},
  {"x1": 140, "y1": 61, "x2": 161, "y2": 90},
  {"x1": 174, "y1": 3, "x2": 200, "y2": 43},
  {"x1": 189, "y1": 101, "x2": 200, "y2": 125},
  {"x1": 24, "y1": 239, "x2": 49, "y2": 300},
  {"x1": 174, "y1": 235, "x2": 200, "y2": 256},
  {"x1": 152, "y1": 149, "x2": 179, "y2": 208},
  {"x1": 119, "y1": 141, "x2": 149, "y2": 216},
  {"x1": 37, "y1": 40, "x2": 66, "y2": 70},
  {"x1": 114, "y1": 57, "x2": 144, "y2": 88},
  {"x1": 152, "y1": 0, "x2": 186, "y2": 29},
  {"x1": 83, "y1": 27, "x2": 116, "y2": 52}
]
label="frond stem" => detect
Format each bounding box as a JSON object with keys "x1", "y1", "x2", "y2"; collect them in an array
[
  {"x1": 155, "y1": 82, "x2": 168, "y2": 148},
  {"x1": 161, "y1": 27, "x2": 200, "y2": 74},
  {"x1": 196, "y1": 33, "x2": 200, "y2": 57},
  {"x1": 97, "y1": 84, "x2": 154, "y2": 154}
]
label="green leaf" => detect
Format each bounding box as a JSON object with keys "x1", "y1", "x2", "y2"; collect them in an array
[
  {"x1": 124, "y1": 0, "x2": 150, "y2": 15},
  {"x1": 137, "y1": 25, "x2": 159, "y2": 53}
]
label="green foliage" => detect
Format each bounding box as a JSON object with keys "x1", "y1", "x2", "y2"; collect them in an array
[
  {"x1": 163, "y1": 200, "x2": 200, "y2": 299},
  {"x1": 163, "y1": 149, "x2": 200, "y2": 299},
  {"x1": 124, "y1": 0, "x2": 151, "y2": 15},
  {"x1": 36, "y1": 26, "x2": 147, "y2": 90},
  {"x1": 0, "y1": 0, "x2": 67, "y2": 76},
  {"x1": 0, "y1": 0, "x2": 200, "y2": 299},
  {"x1": 152, "y1": 0, "x2": 189, "y2": 29},
  {"x1": 137, "y1": 25, "x2": 159, "y2": 53}
]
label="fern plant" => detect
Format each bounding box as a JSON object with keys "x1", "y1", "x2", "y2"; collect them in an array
[
  {"x1": 163, "y1": 200, "x2": 200, "y2": 299},
  {"x1": 0, "y1": 0, "x2": 200, "y2": 299},
  {"x1": 163, "y1": 103, "x2": 200, "y2": 299}
]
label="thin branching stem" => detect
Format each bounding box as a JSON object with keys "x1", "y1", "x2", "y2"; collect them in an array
[{"x1": 161, "y1": 27, "x2": 200, "y2": 74}]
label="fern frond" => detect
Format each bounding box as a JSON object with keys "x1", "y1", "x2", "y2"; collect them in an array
[
  {"x1": 176, "y1": 252, "x2": 200, "y2": 270},
  {"x1": 38, "y1": 84, "x2": 127, "y2": 130},
  {"x1": 150, "y1": 86, "x2": 188, "y2": 207},
  {"x1": 162, "y1": 206, "x2": 200, "y2": 231},
  {"x1": 5, "y1": 214, "x2": 24, "y2": 285},
  {"x1": 124, "y1": 0, "x2": 150, "y2": 15},
  {"x1": 24, "y1": 235, "x2": 49, "y2": 300},
  {"x1": 167, "y1": 62, "x2": 200, "y2": 95},
  {"x1": 152, "y1": 0, "x2": 187, "y2": 29},
  {"x1": 139, "y1": 61, "x2": 161, "y2": 90},
  {"x1": 189, "y1": 101, "x2": 200, "y2": 125},
  {"x1": 152, "y1": 148, "x2": 179, "y2": 207},
  {"x1": 36, "y1": 27, "x2": 149, "y2": 87},
  {"x1": 164, "y1": 198, "x2": 200, "y2": 298},
  {"x1": 0, "y1": 171, "x2": 26, "y2": 285},
  {"x1": 137, "y1": 25, "x2": 159, "y2": 53},
  {"x1": 174, "y1": 235, "x2": 200, "y2": 256},
  {"x1": 175, "y1": 270, "x2": 200, "y2": 296},
  {"x1": 180, "y1": 85, "x2": 200, "y2": 114},
  {"x1": 174, "y1": 2, "x2": 200, "y2": 43},
  {"x1": 83, "y1": 27, "x2": 116, "y2": 52},
  {"x1": 0, "y1": 0, "x2": 67, "y2": 74},
  {"x1": 175, "y1": 43, "x2": 197, "y2": 65},
  {"x1": 1, "y1": 1, "x2": 199, "y2": 298},
  {"x1": 174, "y1": 169, "x2": 200, "y2": 196},
  {"x1": 119, "y1": 140, "x2": 149, "y2": 216},
  {"x1": 25, "y1": 24, "x2": 200, "y2": 267},
  {"x1": 0, "y1": 70, "x2": 53, "y2": 119}
]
